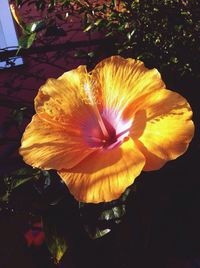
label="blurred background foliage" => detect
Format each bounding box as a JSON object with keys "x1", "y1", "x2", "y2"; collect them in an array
[{"x1": 0, "y1": 0, "x2": 200, "y2": 267}]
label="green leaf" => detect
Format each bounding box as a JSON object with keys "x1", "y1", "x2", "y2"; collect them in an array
[
  {"x1": 87, "y1": 51, "x2": 95, "y2": 58},
  {"x1": 79, "y1": 187, "x2": 132, "y2": 239},
  {"x1": 4, "y1": 169, "x2": 38, "y2": 191},
  {"x1": 42, "y1": 214, "x2": 68, "y2": 263},
  {"x1": 94, "y1": 19, "x2": 102, "y2": 26},
  {"x1": 0, "y1": 167, "x2": 41, "y2": 203},
  {"x1": 83, "y1": 24, "x2": 93, "y2": 32},
  {"x1": 84, "y1": 226, "x2": 111, "y2": 239},
  {"x1": 19, "y1": 33, "x2": 36, "y2": 49},
  {"x1": 0, "y1": 191, "x2": 10, "y2": 203},
  {"x1": 0, "y1": 176, "x2": 33, "y2": 203},
  {"x1": 74, "y1": 50, "x2": 88, "y2": 58},
  {"x1": 98, "y1": 205, "x2": 126, "y2": 221},
  {"x1": 127, "y1": 29, "x2": 135, "y2": 40},
  {"x1": 25, "y1": 20, "x2": 46, "y2": 34},
  {"x1": 10, "y1": 176, "x2": 34, "y2": 190}
]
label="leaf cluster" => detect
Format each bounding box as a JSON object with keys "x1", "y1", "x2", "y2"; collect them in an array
[
  {"x1": 13, "y1": 0, "x2": 200, "y2": 80},
  {"x1": 81, "y1": 0, "x2": 200, "y2": 80}
]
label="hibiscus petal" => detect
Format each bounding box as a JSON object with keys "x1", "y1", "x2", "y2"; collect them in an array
[
  {"x1": 58, "y1": 139, "x2": 145, "y2": 203},
  {"x1": 35, "y1": 65, "x2": 88, "y2": 124},
  {"x1": 19, "y1": 114, "x2": 97, "y2": 170},
  {"x1": 91, "y1": 55, "x2": 165, "y2": 114},
  {"x1": 130, "y1": 89, "x2": 194, "y2": 171}
]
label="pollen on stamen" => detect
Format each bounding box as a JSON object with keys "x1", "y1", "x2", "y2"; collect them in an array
[
  {"x1": 83, "y1": 81, "x2": 109, "y2": 139},
  {"x1": 83, "y1": 82, "x2": 96, "y2": 105},
  {"x1": 81, "y1": 79, "x2": 101, "y2": 105}
]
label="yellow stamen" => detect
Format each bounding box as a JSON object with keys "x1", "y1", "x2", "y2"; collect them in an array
[{"x1": 84, "y1": 82, "x2": 109, "y2": 138}]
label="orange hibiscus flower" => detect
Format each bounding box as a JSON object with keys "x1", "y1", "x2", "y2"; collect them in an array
[{"x1": 20, "y1": 56, "x2": 194, "y2": 203}]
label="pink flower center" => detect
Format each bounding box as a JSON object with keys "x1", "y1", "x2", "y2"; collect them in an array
[
  {"x1": 82, "y1": 82, "x2": 132, "y2": 149},
  {"x1": 83, "y1": 111, "x2": 131, "y2": 149}
]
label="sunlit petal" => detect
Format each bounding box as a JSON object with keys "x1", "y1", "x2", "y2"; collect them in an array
[
  {"x1": 20, "y1": 114, "x2": 96, "y2": 170},
  {"x1": 91, "y1": 55, "x2": 165, "y2": 115},
  {"x1": 59, "y1": 139, "x2": 145, "y2": 203},
  {"x1": 35, "y1": 65, "x2": 88, "y2": 124},
  {"x1": 130, "y1": 89, "x2": 194, "y2": 170}
]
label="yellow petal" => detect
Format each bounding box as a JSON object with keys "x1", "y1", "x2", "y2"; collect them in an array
[
  {"x1": 131, "y1": 89, "x2": 194, "y2": 171},
  {"x1": 91, "y1": 55, "x2": 165, "y2": 114},
  {"x1": 19, "y1": 114, "x2": 96, "y2": 170},
  {"x1": 58, "y1": 139, "x2": 145, "y2": 203},
  {"x1": 35, "y1": 65, "x2": 88, "y2": 124}
]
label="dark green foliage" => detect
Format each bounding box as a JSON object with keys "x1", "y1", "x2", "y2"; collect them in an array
[
  {"x1": 82, "y1": 0, "x2": 200, "y2": 79},
  {"x1": 79, "y1": 187, "x2": 131, "y2": 240},
  {"x1": 14, "y1": 0, "x2": 200, "y2": 79},
  {"x1": 0, "y1": 167, "x2": 41, "y2": 203},
  {"x1": 42, "y1": 214, "x2": 68, "y2": 263}
]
